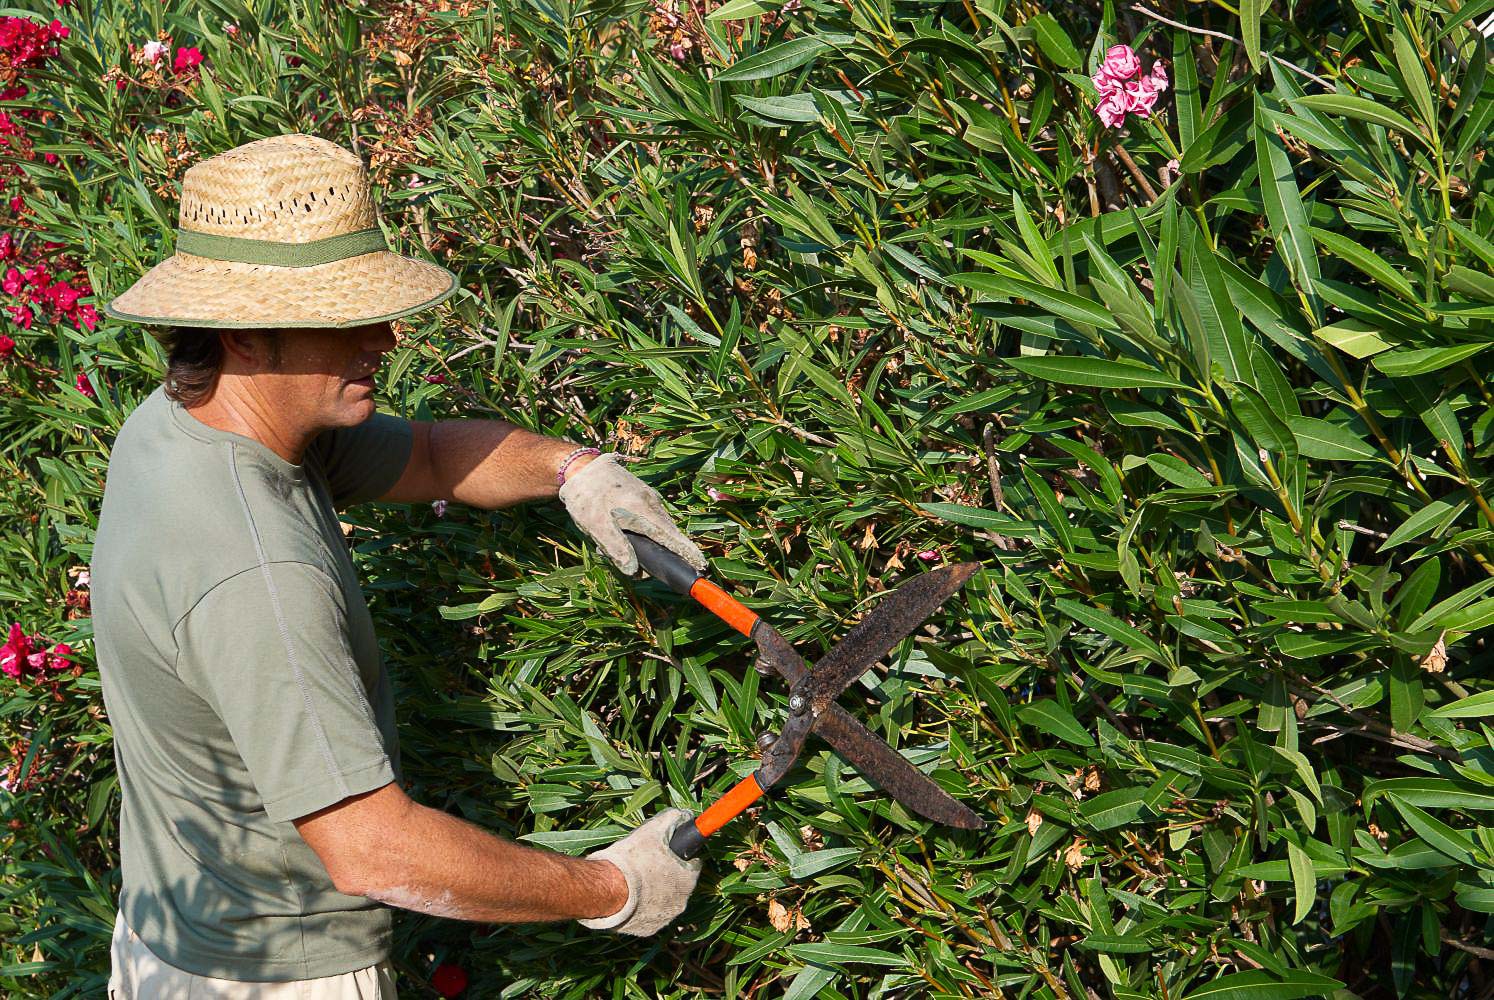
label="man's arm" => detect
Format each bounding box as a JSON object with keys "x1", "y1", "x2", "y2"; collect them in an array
[
  {"x1": 377, "y1": 420, "x2": 595, "y2": 508},
  {"x1": 294, "y1": 781, "x2": 628, "y2": 923}
]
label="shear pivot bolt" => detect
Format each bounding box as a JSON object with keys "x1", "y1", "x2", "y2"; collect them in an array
[
  {"x1": 788, "y1": 693, "x2": 807, "y2": 714},
  {"x1": 756, "y1": 731, "x2": 778, "y2": 751}
]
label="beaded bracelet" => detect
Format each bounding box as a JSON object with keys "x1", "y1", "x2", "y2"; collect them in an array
[{"x1": 556, "y1": 446, "x2": 601, "y2": 486}]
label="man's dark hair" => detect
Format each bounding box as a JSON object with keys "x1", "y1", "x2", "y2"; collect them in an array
[{"x1": 158, "y1": 327, "x2": 283, "y2": 407}]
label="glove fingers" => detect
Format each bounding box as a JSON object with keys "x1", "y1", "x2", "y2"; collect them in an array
[{"x1": 612, "y1": 506, "x2": 708, "y2": 574}]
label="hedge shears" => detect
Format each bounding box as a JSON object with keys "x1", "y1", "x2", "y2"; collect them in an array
[{"x1": 622, "y1": 532, "x2": 985, "y2": 860}]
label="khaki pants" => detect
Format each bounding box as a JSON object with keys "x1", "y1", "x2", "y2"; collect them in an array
[{"x1": 108, "y1": 910, "x2": 398, "y2": 998}]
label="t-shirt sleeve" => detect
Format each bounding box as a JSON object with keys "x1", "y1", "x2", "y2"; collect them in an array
[
  {"x1": 306, "y1": 410, "x2": 413, "y2": 509},
  {"x1": 174, "y1": 561, "x2": 396, "y2": 824}
]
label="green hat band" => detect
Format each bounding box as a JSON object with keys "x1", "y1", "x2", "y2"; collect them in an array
[{"x1": 174, "y1": 226, "x2": 389, "y2": 267}]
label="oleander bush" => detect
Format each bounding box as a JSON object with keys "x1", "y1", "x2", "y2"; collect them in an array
[{"x1": 1, "y1": 0, "x2": 1492, "y2": 996}]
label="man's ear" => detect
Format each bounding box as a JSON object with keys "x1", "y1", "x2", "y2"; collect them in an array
[{"x1": 220, "y1": 328, "x2": 282, "y2": 370}]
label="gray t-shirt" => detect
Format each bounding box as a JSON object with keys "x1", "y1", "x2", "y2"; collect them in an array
[{"x1": 91, "y1": 383, "x2": 413, "y2": 981}]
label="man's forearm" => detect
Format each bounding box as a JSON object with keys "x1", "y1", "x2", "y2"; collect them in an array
[
  {"x1": 347, "y1": 799, "x2": 628, "y2": 923},
  {"x1": 428, "y1": 420, "x2": 595, "y2": 509}
]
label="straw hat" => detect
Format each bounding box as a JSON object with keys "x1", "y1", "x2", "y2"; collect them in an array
[{"x1": 101, "y1": 133, "x2": 458, "y2": 330}]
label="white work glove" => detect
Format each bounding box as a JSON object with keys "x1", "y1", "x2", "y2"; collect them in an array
[
  {"x1": 558, "y1": 453, "x2": 707, "y2": 578},
  {"x1": 579, "y1": 809, "x2": 703, "y2": 937}
]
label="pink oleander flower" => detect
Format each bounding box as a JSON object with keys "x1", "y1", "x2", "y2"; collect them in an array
[
  {"x1": 141, "y1": 40, "x2": 167, "y2": 63},
  {"x1": 1149, "y1": 60, "x2": 1169, "y2": 92},
  {"x1": 3, "y1": 267, "x2": 23, "y2": 295},
  {"x1": 10, "y1": 303, "x2": 32, "y2": 329},
  {"x1": 25, "y1": 648, "x2": 46, "y2": 671},
  {"x1": 75, "y1": 371, "x2": 95, "y2": 398},
  {"x1": 916, "y1": 549, "x2": 940, "y2": 561},
  {"x1": 431, "y1": 499, "x2": 447, "y2": 517},
  {"x1": 0, "y1": 333, "x2": 14, "y2": 359},
  {"x1": 22, "y1": 263, "x2": 47, "y2": 286},
  {"x1": 173, "y1": 46, "x2": 202, "y2": 74},
  {"x1": 706, "y1": 486, "x2": 733, "y2": 502},
  {"x1": 1096, "y1": 91, "x2": 1129, "y2": 128},
  {"x1": 1124, "y1": 76, "x2": 1160, "y2": 116},
  {"x1": 0, "y1": 232, "x2": 13, "y2": 260},
  {"x1": 222, "y1": 21, "x2": 239, "y2": 37},
  {"x1": 1090, "y1": 42, "x2": 1170, "y2": 128},
  {"x1": 46, "y1": 642, "x2": 72, "y2": 671},
  {"x1": 1100, "y1": 44, "x2": 1141, "y2": 80}
]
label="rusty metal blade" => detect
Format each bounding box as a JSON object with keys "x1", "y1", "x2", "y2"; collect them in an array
[
  {"x1": 800, "y1": 563, "x2": 980, "y2": 714},
  {"x1": 752, "y1": 626, "x2": 983, "y2": 828},
  {"x1": 814, "y1": 706, "x2": 984, "y2": 829}
]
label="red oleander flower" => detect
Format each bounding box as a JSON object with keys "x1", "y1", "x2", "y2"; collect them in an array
[
  {"x1": 431, "y1": 963, "x2": 468, "y2": 997},
  {"x1": 75, "y1": 371, "x2": 94, "y2": 398},
  {"x1": 45, "y1": 642, "x2": 72, "y2": 671},
  {"x1": 173, "y1": 46, "x2": 202, "y2": 73},
  {"x1": 0, "y1": 333, "x2": 14, "y2": 359}
]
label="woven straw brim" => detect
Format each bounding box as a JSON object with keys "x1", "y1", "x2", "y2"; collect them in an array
[{"x1": 101, "y1": 248, "x2": 459, "y2": 330}]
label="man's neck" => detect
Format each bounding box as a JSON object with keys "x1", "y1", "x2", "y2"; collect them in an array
[{"x1": 184, "y1": 379, "x2": 312, "y2": 466}]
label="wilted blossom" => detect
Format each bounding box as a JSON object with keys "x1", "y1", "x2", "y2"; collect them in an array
[
  {"x1": 141, "y1": 39, "x2": 167, "y2": 63},
  {"x1": 222, "y1": 21, "x2": 239, "y2": 38},
  {"x1": 706, "y1": 486, "x2": 734, "y2": 502},
  {"x1": 916, "y1": 549, "x2": 940, "y2": 562},
  {"x1": 75, "y1": 371, "x2": 94, "y2": 398},
  {"x1": 431, "y1": 499, "x2": 447, "y2": 517},
  {"x1": 1091, "y1": 43, "x2": 1169, "y2": 128}
]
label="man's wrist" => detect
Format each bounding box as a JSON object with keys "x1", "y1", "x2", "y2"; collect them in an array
[
  {"x1": 586, "y1": 858, "x2": 631, "y2": 920},
  {"x1": 555, "y1": 446, "x2": 601, "y2": 487}
]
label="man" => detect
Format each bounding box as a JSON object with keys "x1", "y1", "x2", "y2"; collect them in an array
[{"x1": 93, "y1": 133, "x2": 704, "y2": 998}]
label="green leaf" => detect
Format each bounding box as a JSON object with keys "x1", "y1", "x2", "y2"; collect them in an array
[
  {"x1": 1230, "y1": 382, "x2": 1298, "y2": 459},
  {"x1": 1028, "y1": 13, "x2": 1082, "y2": 69},
  {"x1": 789, "y1": 942, "x2": 909, "y2": 967},
  {"x1": 708, "y1": 0, "x2": 779, "y2": 20},
  {"x1": 1179, "y1": 969, "x2": 1344, "y2": 999},
  {"x1": 1313, "y1": 320, "x2": 1394, "y2": 358},
  {"x1": 1391, "y1": 18, "x2": 1437, "y2": 131},
  {"x1": 1286, "y1": 416, "x2": 1378, "y2": 461},
  {"x1": 1017, "y1": 700, "x2": 1095, "y2": 746},
  {"x1": 1291, "y1": 94, "x2": 1429, "y2": 147},
  {"x1": 1381, "y1": 500, "x2": 1465, "y2": 550},
  {"x1": 953, "y1": 271, "x2": 1118, "y2": 330},
  {"x1": 1006, "y1": 356, "x2": 1189, "y2": 391},
  {"x1": 1388, "y1": 795, "x2": 1482, "y2": 865},
  {"x1": 1254, "y1": 98, "x2": 1322, "y2": 319},
  {"x1": 1056, "y1": 597, "x2": 1167, "y2": 661},
  {"x1": 1288, "y1": 840, "x2": 1315, "y2": 925},
  {"x1": 1309, "y1": 226, "x2": 1419, "y2": 302},
  {"x1": 1241, "y1": 0, "x2": 1267, "y2": 73},
  {"x1": 715, "y1": 37, "x2": 830, "y2": 82},
  {"x1": 1372, "y1": 343, "x2": 1491, "y2": 377},
  {"x1": 1079, "y1": 787, "x2": 1150, "y2": 830},
  {"x1": 1430, "y1": 690, "x2": 1494, "y2": 719}
]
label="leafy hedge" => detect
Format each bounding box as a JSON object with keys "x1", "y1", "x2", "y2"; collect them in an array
[{"x1": 2, "y1": 0, "x2": 1492, "y2": 997}]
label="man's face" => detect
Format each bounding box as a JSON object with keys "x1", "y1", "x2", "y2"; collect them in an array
[{"x1": 245, "y1": 321, "x2": 397, "y2": 430}]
